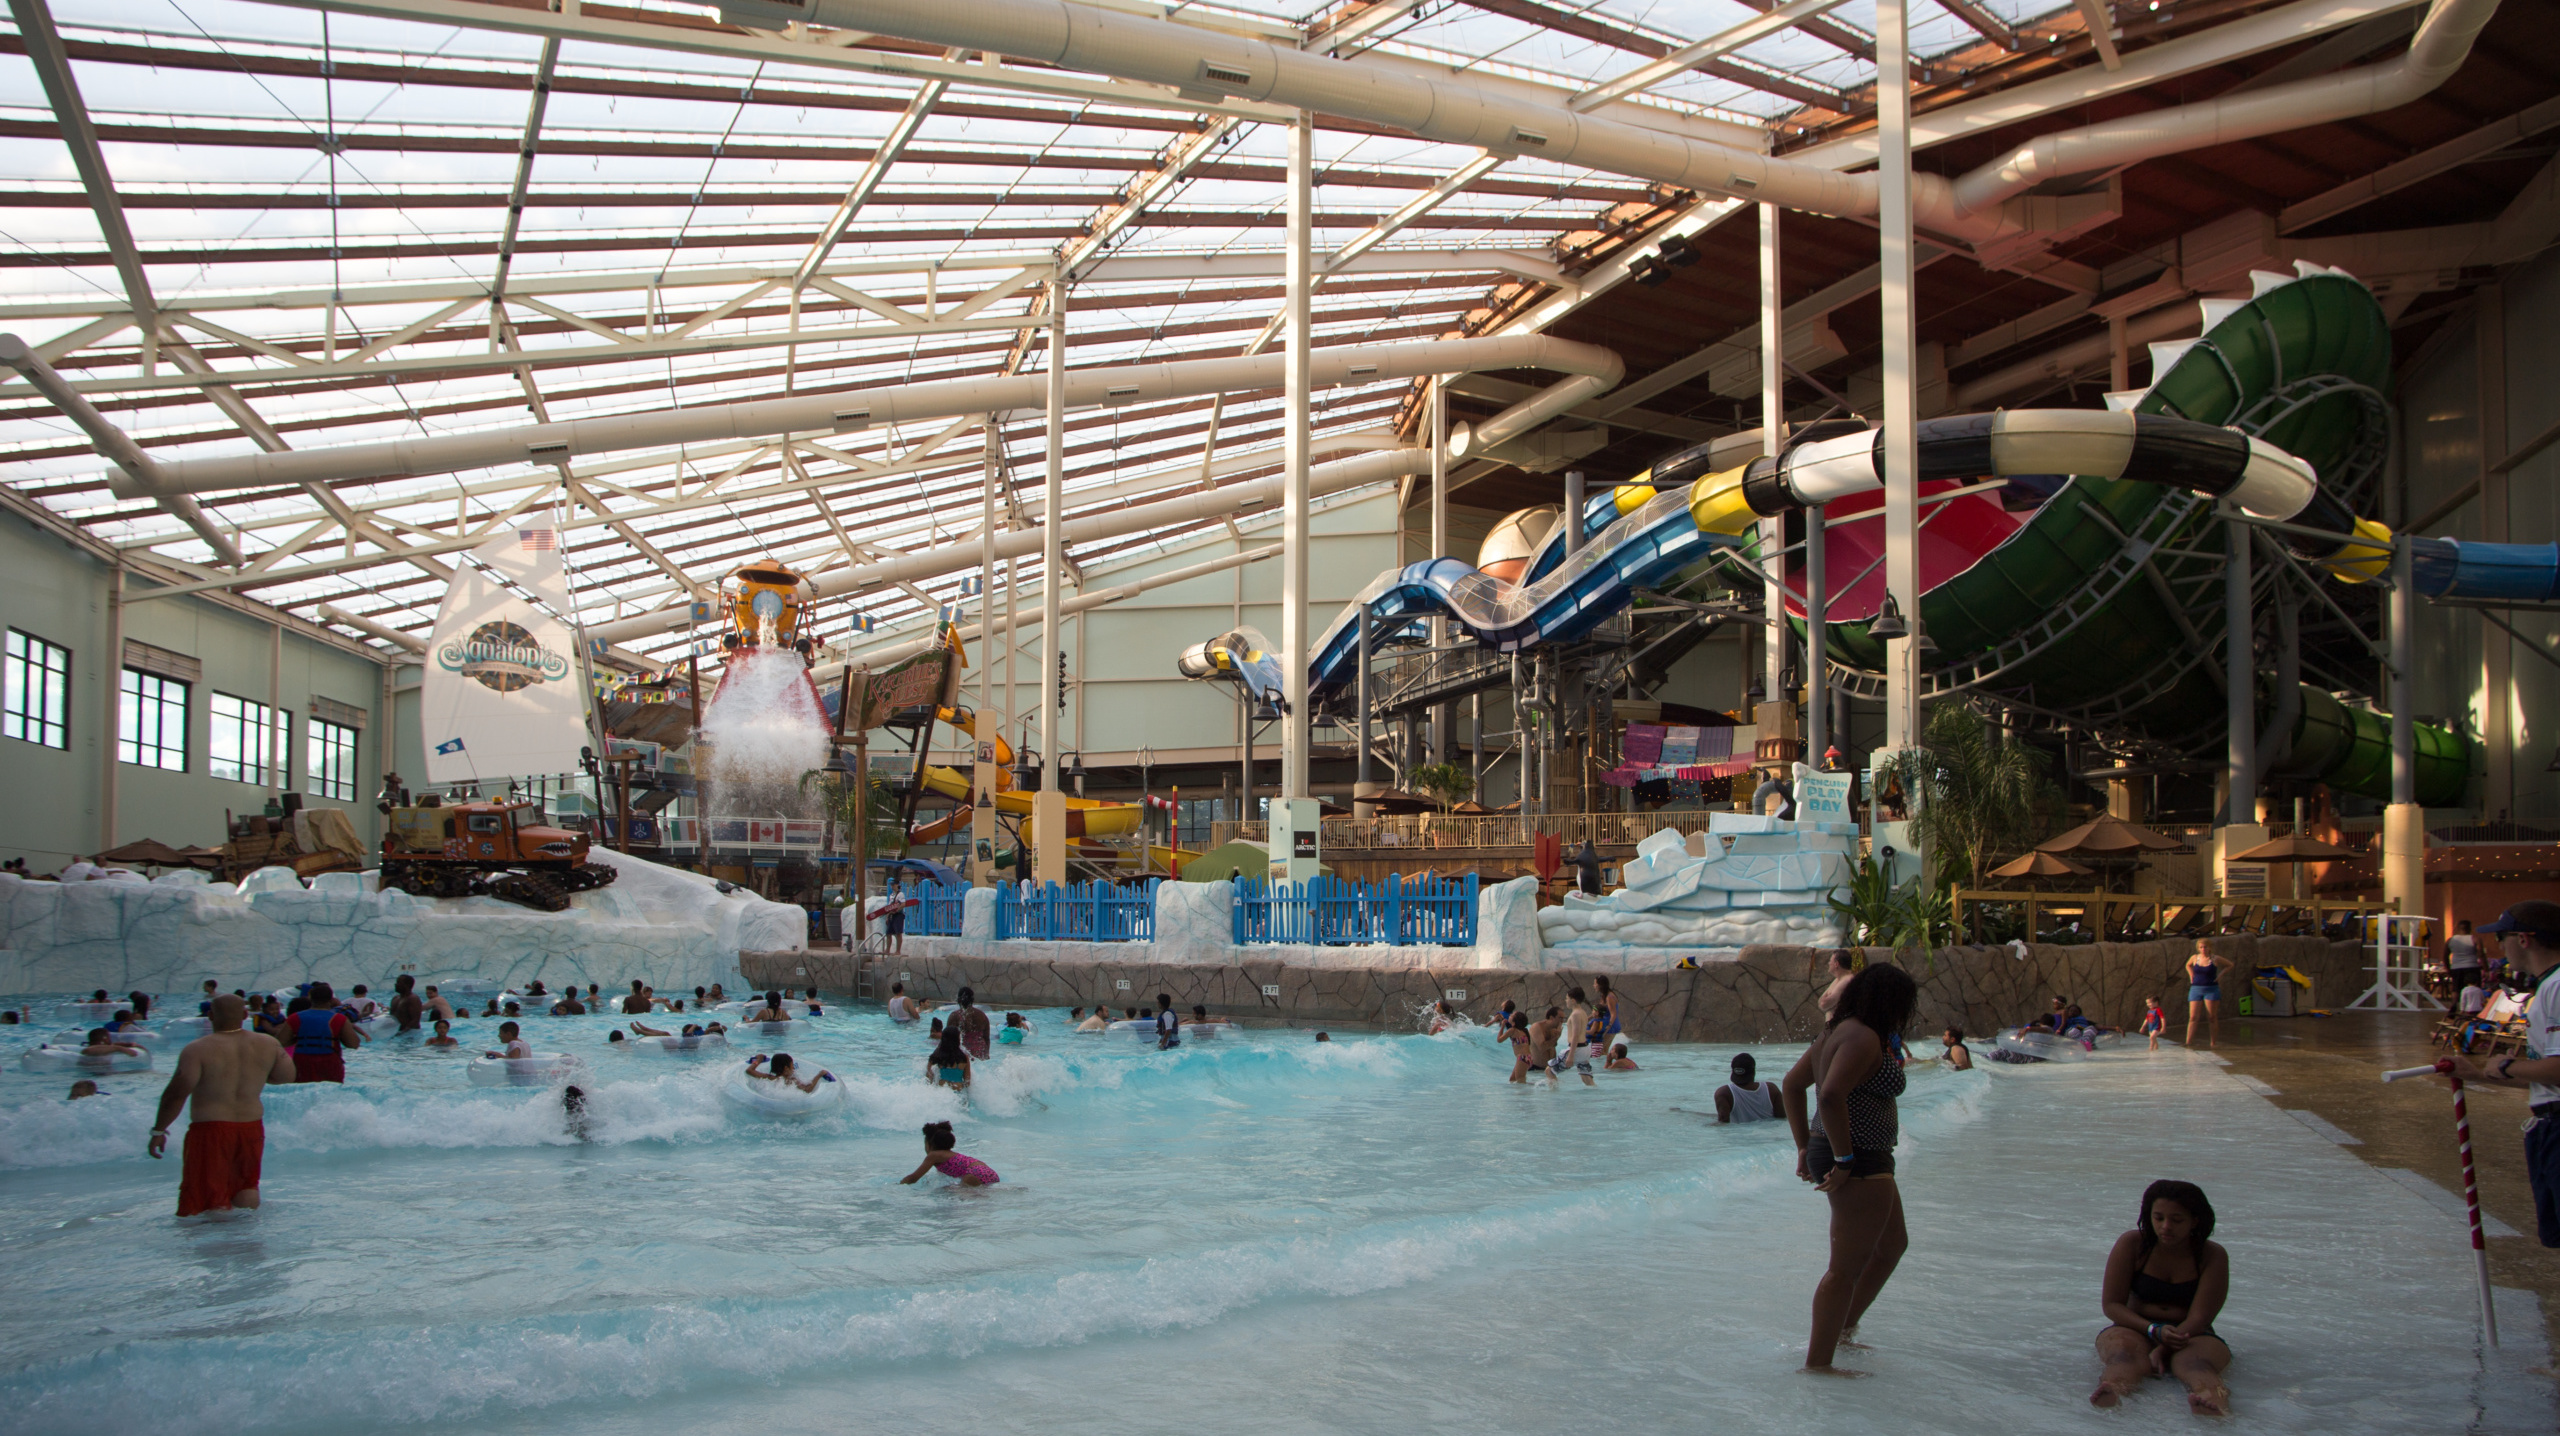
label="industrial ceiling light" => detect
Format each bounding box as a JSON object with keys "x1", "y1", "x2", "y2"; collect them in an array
[
  {"x1": 1868, "y1": 592, "x2": 1909, "y2": 640},
  {"x1": 1631, "y1": 256, "x2": 1673, "y2": 287},
  {"x1": 1657, "y1": 235, "x2": 1701, "y2": 268}
]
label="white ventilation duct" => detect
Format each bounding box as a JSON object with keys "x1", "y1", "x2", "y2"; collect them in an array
[
  {"x1": 722, "y1": 0, "x2": 2497, "y2": 247},
  {"x1": 574, "y1": 337, "x2": 1619, "y2": 646},
  {"x1": 133, "y1": 334, "x2": 1619, "y2": 500}
]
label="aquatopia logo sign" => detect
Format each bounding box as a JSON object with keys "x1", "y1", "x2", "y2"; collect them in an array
[{"x1": 439, "y1": 619, "x2": 570, "y2": 693}]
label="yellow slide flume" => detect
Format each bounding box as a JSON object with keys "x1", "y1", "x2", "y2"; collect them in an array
[{"x1": 915, "y1": 765, "x2": 1144, "y2": 836}]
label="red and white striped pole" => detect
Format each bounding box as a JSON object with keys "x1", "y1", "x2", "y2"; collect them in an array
[{"x1": 2384, "y1": 1058, "x2": 2501, "y2": 1348}]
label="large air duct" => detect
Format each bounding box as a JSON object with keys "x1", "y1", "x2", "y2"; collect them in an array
[
  {"x1": 132, "y1": 334, "x2": 1620, "y2": 500},
  {"x1": 722, "y1": 0, "x2": 2496, "y2": 249}
]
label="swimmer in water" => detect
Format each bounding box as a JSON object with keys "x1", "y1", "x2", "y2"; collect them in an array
[
  {"x1": 925, "y1": 1026, "x2": 972, "y2": 1092},
  {"x1": 1502, "y1": 1012, "x2": 1534, "y2": 1082},
  {"x1": 563, "y1": 1085, "x2": 589, "y2": 1142},
  {"x1": 1427, "y1": 1000, "x2": 1457, "y2": 1034},
  {"x1": 1604, "y1": 1041, "x2": 1638, "y2": 1071},
  {"x1": 2091, "y1": 1180, "x2": 2232, "y2": 1415},
  {"x1": 1549, "y1": 988, "x2": 1595, "y2": 1086},
  {"x1": 745, "y1": 992, "x2": 791, "y2": 1023},
  {"x1": 745, "y1": 1052, "x2": 829, "y2": 1092},
  {"x1": 1942, "y1": 1028, "x2": 1973, "y2": 1071},
  {"x1": 486, "y1": 1021, "x2": 532, "y2": 1061},
  {"x1": 628, "y1": 1020, "x2": 674, "y2": 1037},
  {"x1": 1077, "y1": 1007, "x2": 1110, "y2": 1033},
  {"x1": 425, "y1": 1018, "x2": 458, "y2": 1049},
  {"x1": 997, "y1": 1012, "x2": 1027, "y2": 1045},
  {"x1": 1783, "y1": 963, "x2": 1918, "y2": 1376},
  {"x1": 68, "y1": 1080, "x2": 101, "y2": 1099},
  {"x1": 607, "y1": 1031, "x2": 626, "y2": 1045},
  {"x1": 1714, "y1": 1053, "x2": 1777, "y2": 1123},
  {"x1": 803, "y1": 988, "x2": 824, "y2": 1016},
  {"x1": 900, "y1": 1120, "x2": 999, "y2": 1187},
  {"x1": 79, "y1": 1028, "x2": 145, "y2": 1058},
  {"x1": 886, "y1": 983, "x2": 920, "y2": 1023}
]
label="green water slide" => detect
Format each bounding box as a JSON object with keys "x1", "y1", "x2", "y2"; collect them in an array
[{"x1": 1756, "y1": 269, "x2": 2472, "y2": 806}]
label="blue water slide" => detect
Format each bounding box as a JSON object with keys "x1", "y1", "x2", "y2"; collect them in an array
[
  {"x1": 2409, "y1": 535, "x2": 2560, "y2": 602},
  {"x1": 1306, "y1": 487, "x2": 1739, "y2": 709}
]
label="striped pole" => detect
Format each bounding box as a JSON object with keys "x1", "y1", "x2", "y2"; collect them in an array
[{"x1": 2383, "y1": 1059, "x2": 2501, "y2": 1347}]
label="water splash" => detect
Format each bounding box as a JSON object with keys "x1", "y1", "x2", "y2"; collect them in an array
[{"x1": 698, "y1": 648, "x2": 830, "y2": 812}]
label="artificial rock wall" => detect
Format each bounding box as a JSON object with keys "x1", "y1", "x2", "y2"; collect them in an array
[{"x1": 755, "y1": 934, "x2": 2368, "y2": 1044}]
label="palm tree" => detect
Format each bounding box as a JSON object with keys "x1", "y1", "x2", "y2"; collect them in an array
[
  {"x1": 799, "y1": 766, "x2": 909, "y2": 860},
  {"x1": 1411, "y1": 762, "x2": 1474, "y2": 812},
  {"x1": 1882, "y1": 703, "x2": 2064, "y2": 891}
]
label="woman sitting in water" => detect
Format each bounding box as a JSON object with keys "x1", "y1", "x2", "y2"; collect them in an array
[
  {"x1": 2092, "y1": 1179, "x2": 2232, "y2": 1415},
  {"x1": 899, "y1": 1120, "x2": 999, "y2": 1187},
  {"x1": 1782, "y1": 962, "x2": 1917, "y2": 1376},
  {"x1": 745, "y1": 992, "x2": 790, "y2": 1023},
  {"x1": 744, "y1": 1052, "x2": 830, "y2": 1092},
  {"x1": 925, "y1": 1026, "x2": 973, "y2": 1092}
]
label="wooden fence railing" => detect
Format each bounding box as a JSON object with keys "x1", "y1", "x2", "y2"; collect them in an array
[{"x1": 1950, "y1": 889, "x2": 2394, "y2": 942}]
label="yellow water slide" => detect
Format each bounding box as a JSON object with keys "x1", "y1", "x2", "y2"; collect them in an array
[{"x1": 910, "y1": 706, "x2": 1145, "y2": 839}]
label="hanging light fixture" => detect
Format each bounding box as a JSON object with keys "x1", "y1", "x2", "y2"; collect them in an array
[{"x1": 1868, "y1": 592, "x2": 1908, "y2": 640}]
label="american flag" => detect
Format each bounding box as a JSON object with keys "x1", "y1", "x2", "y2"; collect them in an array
[{"x1": 517, "y1": 528, "x2": 557, "y2": 552}]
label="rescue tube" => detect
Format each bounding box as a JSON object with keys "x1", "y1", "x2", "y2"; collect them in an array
[
  {"x1": 732, "y1": 1018, "x2": 811, "y2": 1039},
  {"x1": 719, "y1": 1066, "x2": 845, "y2": 1117},
  {"x1": 465, "y1": 1052, "x2": 582, "y2": 1087},
  {"x1": 1993, "y1": 1027, "x2": 2119, "y2": 1061},
  {"x1": 624, "y1": 1031, "x2": 729, "y2": 1054},
  {"x1": 20, "y1": 1043, "x2": 153, "y2": 1073},
  {"x1": 713, "y1": 999, "x2": 813, "y2": 1017}
]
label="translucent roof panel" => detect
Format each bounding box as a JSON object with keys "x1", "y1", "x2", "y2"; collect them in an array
[{"x1": 0, "y1": 0, "x2": 2084, "y2": 664}]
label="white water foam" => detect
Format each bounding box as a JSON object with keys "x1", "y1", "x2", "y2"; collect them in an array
[{"x1": 698, "y1": 648, "x2": 830, "y2": 808}]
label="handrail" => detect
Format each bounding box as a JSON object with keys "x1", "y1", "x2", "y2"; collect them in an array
[{"x1": 1950, "y1": 887, "x2": 2394, "y2": 941}]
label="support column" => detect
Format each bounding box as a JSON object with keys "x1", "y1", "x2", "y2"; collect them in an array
[
  {"x1": 2385, "y1": 534, "x2": 2425, "y2": 914},
  {"x1": 1759, "y1": 202, "x2": 1787, "y2": 715},
  {"x1": 1354, "y1": 602, "x2": 1377, "y2": 815},
  {"x1": 2216, "y1": 503, "x2": 2266, "y2": 891},
  {"x1": 1875, "y1": 0, "x2": 1921, "y2": 749},
  {"x1": 972, "y1": 417, "x2": 999, "y2": 886},
  {"x1": 101, "y1": 560, "x2": 122, "y2": 849},
  {"x1": 1565, "y1": 469, "x2": 1587, "y2": 556},
  {"x1": 1033, "y1": 288, "x2": 1068, "y2": 882},
  {"x1": 2478, "y1": 285, "x2": 2512, "y2": 820},
  {"x1": 1271, "y1": 110, "x2": 1322, "y2": 880},
  {"x1": 270, "y1": 619, "x2": 284, "y2": 796},
  {"x1": 1805, "y1": 504, "x2": 1828, "y2": 766},
  {"x1": 1430, "y1": 377, "x2": 1451, "y2": 764}
]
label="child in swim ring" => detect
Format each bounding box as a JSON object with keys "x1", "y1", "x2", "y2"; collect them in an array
[{"x1": 900, "y1": 1120, "x2": 999, "y2": 1187}]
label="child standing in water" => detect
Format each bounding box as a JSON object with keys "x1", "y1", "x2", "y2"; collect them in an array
[
  {"x1": 900, "y1": 1120, "x2": 1000, "y2": 1187},
  {"x1": 2139, "y1": 996, "x2": 2167, "y2": 1051}
]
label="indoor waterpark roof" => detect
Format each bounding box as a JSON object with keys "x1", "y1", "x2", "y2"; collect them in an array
[{"x1": 1, "y1": 0, "x2": 2552, "y2": 666}]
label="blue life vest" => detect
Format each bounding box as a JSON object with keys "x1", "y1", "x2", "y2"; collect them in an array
[{"x1": 289, "y1": 1008, "x2": 341, "y2": 1055}]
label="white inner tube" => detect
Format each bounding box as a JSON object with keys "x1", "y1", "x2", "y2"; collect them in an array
[
  {"x1": 432, "y1": 977, "x2": 496, "y2": 996},
  {"x1": 466, "y1": 1052, "x2": 583, "y2": 1086},
  {"x1": 1107, "y1": 1019, "x2": 1164, "y2": 1037},
  {"x1": 719, "y1": 1066, "x2": 845, "y2": 1116},
  {"x1": 56, "y1": 1026, "x2": 162, "y2": 1050},
  {"x1": 1994, "y1": 1026, "x2": 2118, "y2": 1060},
  {"x1": 713, "y1": 999, "x2": 814, "y2": 1017},
  {"x1": 159, "y1": 1016, "x2": 212, "y2": 1039},
  {"x1": 67, "y1": 1002, "x2": 131, "y2": 1019},
  {"x1": 732, "y1": 1018, "x2": 811, "y2": 1038},
  {"x1": 622, "y1": 1031, "x2": 729, "y2": 1053},
  {"x1": 20, "y1": 1043, "x2": 154, "y2": 1073}
]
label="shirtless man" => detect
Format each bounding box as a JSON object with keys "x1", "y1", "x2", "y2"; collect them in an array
[
  {"x1": 1516, "y1": 1006, "x2": 1563, "y2": 1085},
  {"x1": 1549, "y1": 988, "x2": 1597, "y2": 1086},
  {"x1": 388, "y1": 975, "x2": 424, "y2": 1034},
  {"x1": 424, "y1": 985, "x2": 455, "y2": 1022},
  {"x1": 148, "y1": 995, "x2": 297, "y2": 1216}
]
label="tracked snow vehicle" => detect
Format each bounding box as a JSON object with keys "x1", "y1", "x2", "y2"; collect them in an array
[{"x1": 378, "y1": 797, "x2": 616, "y2": 912}]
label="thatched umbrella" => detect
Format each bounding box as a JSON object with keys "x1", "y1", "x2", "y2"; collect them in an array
[
  {"x1": 1988, "y1": 850, "x2": 2094, "y2": 880},
  {"x1": 2037, "y1": 814, "x2": 2185, "y2": 858}
]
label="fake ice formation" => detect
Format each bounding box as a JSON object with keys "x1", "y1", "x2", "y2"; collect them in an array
[
  {"x1": 1536, "y1": 812, "x2": 1852, "y2": 952},
  {"x1": 0, "y1": 849, "x2": 803, "y2": 996}
]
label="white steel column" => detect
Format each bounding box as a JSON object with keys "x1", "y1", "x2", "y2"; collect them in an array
[
  {"x1": 2383, "y1": 534, "x2": 2424, "y2": 912},
  {"x1": 973, "y1": 417, "x2": 999, "y2": 885},
  {"x1": 1759, "y1": 202, "x2": 1787, "y2": 718},
  {"x1": 1273, "y1": 110, "x2": 1322, "y2": 879},
  {"x1": 1876, "y1": 0, "x2": 1922, "y2": 749},
  {"x1": 1429, "y1": 376, "x2": 1451, "y2": 764},
  {"x1": 1033, "y1": 288, "x2": 1068, "y2": 882}
]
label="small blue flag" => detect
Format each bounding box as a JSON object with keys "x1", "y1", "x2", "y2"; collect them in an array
[{"x1": 435, "y1": 737, "x2": 466, "y2": 755}]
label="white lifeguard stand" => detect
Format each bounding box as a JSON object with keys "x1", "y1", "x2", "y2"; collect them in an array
[{"x1": 2349, "y1": 913, "x2": 2442, "y2": 1011}]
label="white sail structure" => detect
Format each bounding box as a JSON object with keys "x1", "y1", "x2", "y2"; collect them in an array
[{"x1": 421, "y1": 526, "x2": 590, "y2": 785}]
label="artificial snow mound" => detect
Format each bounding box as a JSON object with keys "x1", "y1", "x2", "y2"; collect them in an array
[{"x1": 0, "y1": 849, "x2": 802, "y2": 996}]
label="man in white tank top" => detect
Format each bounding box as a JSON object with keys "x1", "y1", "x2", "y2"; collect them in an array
[{"x1": 1715, "y1": 1052, "x2": 1778, "y2": 1123}]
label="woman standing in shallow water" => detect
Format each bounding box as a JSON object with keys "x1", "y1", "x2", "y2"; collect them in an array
[
  {"x1": 1782, "y1": 962, "x2": 1916, "y2": 1375},
  {"x1": 2092, "y1": 1179, "x2": 2232, "y2": 1415}
]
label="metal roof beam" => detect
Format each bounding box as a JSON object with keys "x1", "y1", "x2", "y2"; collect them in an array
[
  {"x1": 795, "y1": 61, "x2": 958, "y2": 292},
  {"x1": 2279, "y1": 94, "x2": 2560, "y2": 234}
]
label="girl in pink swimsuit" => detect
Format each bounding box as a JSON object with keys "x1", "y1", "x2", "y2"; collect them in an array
[{"x1": 899, "y1": 1120, "x2": 1000, "y2": 1187}]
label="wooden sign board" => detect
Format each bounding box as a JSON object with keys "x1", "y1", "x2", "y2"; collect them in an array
[{"x1": 839, "y1": 647, "x2": 959, "y2": 735}]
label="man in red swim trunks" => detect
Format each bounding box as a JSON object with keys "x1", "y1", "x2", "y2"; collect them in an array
[{"x1": 148, "y1": 994, "x2": 297, "y2": 1216}]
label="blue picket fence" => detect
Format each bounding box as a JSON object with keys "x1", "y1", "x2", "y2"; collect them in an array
[
  {"x1": 997, "y1": 879, "x2": 1158, "y2": 942},
  {"x1": 1233, "y1": 873, "x2": 1478, "y2": 947},
  {"x1": 898, "y1": 880, "x2": 969, "y2": 936}
]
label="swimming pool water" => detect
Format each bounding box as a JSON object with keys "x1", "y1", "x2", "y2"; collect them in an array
[{"x1": 0, "y1": 996, "x2": 2539, "y2": 1434}]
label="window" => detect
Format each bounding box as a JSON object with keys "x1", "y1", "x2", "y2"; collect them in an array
[
  {"x1": 120, "y1": 669, "x2": 188, "y2": 770},
  {"x1": 209, "y1": 693, "x2": 289, "y2": 786},
  {"x1": 306, "y1": 717, "x2": 358, "y2": 801},
  {"x1": 3, "y1": 630, "x2": 69, "y2": 749}
]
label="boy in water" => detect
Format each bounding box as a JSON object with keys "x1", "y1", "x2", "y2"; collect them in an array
[
  {"x1": 148, "y1": 995, "x2": 297, "y2": 1216},
  {"x1": 2139, "y1": 996, "x2": 2167, "y2": 1051},
  {"x1": 486, "y1": 1021, "x2": 532, "y2": 1060},
  {"x1": 1549, "y1": 988, "x2": 1596, "y2": 1086}
]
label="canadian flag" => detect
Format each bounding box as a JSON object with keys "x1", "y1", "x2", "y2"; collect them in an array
[{"x1": 747, "y1": 819, "x2": 786, "y2": 845}]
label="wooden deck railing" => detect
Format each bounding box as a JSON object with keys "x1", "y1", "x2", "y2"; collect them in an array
[
  {"x1": 1950, "y1": 889, "x2": 2395, "y2": 941},
  {"x1": 1212, "y1": 811, "x2": 1673, "y2": 853}
]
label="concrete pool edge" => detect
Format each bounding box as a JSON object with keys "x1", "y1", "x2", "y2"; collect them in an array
[{"x1": 747, "y1": 933, "x2": 2368, "y2": 1043}]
